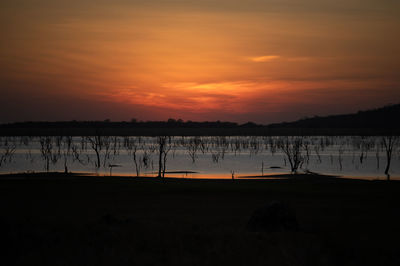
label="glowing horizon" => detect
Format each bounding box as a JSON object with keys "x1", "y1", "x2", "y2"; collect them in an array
[{"x1": 1, "y1": 0, "x2": 399, "y2": 123}]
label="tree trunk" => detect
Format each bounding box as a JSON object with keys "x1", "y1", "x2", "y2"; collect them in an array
[
  {"x1": 95, "y1": 149, "x2": 100, "y2": 169},
  {"x1": 157, "y1": 140, "x2": 164, "y2": 178},
  {"x1": 162, "y1": 152, "x2": 167, "y2": 178},
  {"x1": 64, "y1": 158, "x2": 68, "y2": 174},
  {"x1": 384, "y1": 150, "x2": 391, "y2": 181},
  {"x1": 133, "y1": 152, "x2": 140, "y2": 176}
]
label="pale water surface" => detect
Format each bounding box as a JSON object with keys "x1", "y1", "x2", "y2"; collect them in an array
[{"x1": 0, "y1": 136, "x2": 399, "y2": 180}]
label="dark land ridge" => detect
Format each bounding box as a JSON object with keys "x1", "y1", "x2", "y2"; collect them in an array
[{"x1": 1, "y1": 103, "x2": 399, "y2": 136}]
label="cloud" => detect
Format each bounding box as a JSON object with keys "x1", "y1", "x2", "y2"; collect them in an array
[
  {"x1": 286, "y1": 56, "x2": 313, "y2": 62},
  {"x1": 250, "y1": 55, "x2": 280, "y2": 62}
]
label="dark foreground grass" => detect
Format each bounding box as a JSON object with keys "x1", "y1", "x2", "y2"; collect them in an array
[{"x1": 0, "y1": 173, "x2": 399, "y2": 266}]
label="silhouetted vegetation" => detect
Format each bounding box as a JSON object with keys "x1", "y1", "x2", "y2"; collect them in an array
[
  {"x1": 0, "y1": 138, "x2": 15, "y2": 167},
  {"x1": 156, "y1": 136, "x2": 173, "y2": 178},
  {"x1": 39, "y1": 136, "x2": 58, "y2": 172},
  {"x1": 277, "y1": 136, "x2": 304, "y2": 174},
  {"x1": 1, "y1": 104, "x2": 399, "y2": 136},
  {"x1": 381, "y1": 136, "x2": 399, "y2": 180},
  {"x1": 268, "y1": 104, "x2": 400, "y2": 131}
]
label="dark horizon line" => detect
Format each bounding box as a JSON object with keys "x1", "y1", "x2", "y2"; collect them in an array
[{"x1": 1, "y1": 102, "x2": 399, "y2": 128}]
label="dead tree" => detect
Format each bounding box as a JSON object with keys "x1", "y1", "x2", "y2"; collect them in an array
[
  {"x1": 86, "y1": 133, "x2": 104, "y2": 169},
  {"x1": 187, "y1": 136, "x2": 202, "y2": 163},
  {"x1": 124, "y1": 136, "x2": 146, "y2": 177},
  {"x1": 0, "y1": 138, "x2": 16, "y2": 167},
  {"x1": 156, "y1": 136, "x2": 172, "y2": 178},
  {"x1": 39, "y1": 136, "x2": 58, "y2": 172},
  {"x1": 381, "y1": 136, "x2": 399, "y2": 180},
  {"x1": 338, "y1": 143, "x2": 345, "y2": 171},
  {"x1": 162, "y1": 139, "x2": 173, "y2": 178},
  {"x1": 278, "y1": 136, "x2": 304, "y2": 174},
  {"x1": 62, "y1": 136, "x2": 73, "y2": 173}
]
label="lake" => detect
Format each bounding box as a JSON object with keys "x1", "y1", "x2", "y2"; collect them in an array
[{"x1": 0, "y1": 136, "x2": 399, "y2": 180}]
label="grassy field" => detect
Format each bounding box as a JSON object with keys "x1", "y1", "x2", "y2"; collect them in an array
[{"x1": 1, "y1": 173, "x2": 399, "y2": 265}]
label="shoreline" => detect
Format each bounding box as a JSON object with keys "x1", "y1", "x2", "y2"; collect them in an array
[{"x1": 0, "y1": 171, "x2": 397, "y2": 182}]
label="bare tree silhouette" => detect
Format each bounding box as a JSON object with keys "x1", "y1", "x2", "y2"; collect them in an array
[
  {"x1": 0, "y1": 137, "x2": 16, "y2": 168},
  {"x1": 39, "y1": 136, "x2": 59, "y2": 172},
  {"x1": 381, "y1": 136, "x2": 399, "y2": 180},
  {"x1": 86, "y1": 132, "x2": 111, "y2": 170},
  {"x1": 278, "y1": 136, "x2": 304, "y2": 174},
  {"x1": 156, "y1": 136, "x2": 173, "y2": 178}
]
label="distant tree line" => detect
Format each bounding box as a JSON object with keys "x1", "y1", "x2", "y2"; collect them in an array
[
  {"x1": 0, "y1": 104, "x2": 399, "y2": 136},
  {"x1": 0, "y1": 120, "x2": 260, "y2": 129},
  {"x1": 268, "y1": 104, "x2": 400, "y2": 129}
]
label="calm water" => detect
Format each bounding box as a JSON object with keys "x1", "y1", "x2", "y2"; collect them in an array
[{"x1": 0, "y1": 136, "x2": 399, "y2": 180}]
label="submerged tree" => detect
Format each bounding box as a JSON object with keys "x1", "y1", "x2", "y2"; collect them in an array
[
  {"x1": 53, "y1": 136, "x2": 73, "y2": 173},
  {"x1": 39, "y1": 136, "x2": 59, "y2": 172},
  {"x1": 187, "y1": 136, "x2": 202, "y2": 163},
  {"x1": 86, "y1": 135, "x2": 102, "y2": 169},
  {"x1": 86, "y1": 133, "x2": 111, "y2": 170},
  {"x1": 0, "y1": 137, "x2": 16, "y2": 168},
  {"x1": 156, "y1": 136, "x2": 173, "y2": 178},
  {"x1": 338, "y1": 143, "x2": 345, "y2": 171},
  {"x1": 71, "y1": 139, "x2": 89, "y2": 166},
  {"x1": 381, "y1": 136, "x2": 399, "y2": 180},
  {"x1": 124, "y1": 136, "x2": 151, "y2": 177},
  {"x1": 62, "y1": 136, "x2": 73, "y2": 173},
  {"x1": 278, "y1": 136, "x2": 304, "y2": 174}
]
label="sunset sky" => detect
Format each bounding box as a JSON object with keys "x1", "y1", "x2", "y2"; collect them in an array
[{"x1": 1, "y1": 0, "x2": 399, "y2": 123}]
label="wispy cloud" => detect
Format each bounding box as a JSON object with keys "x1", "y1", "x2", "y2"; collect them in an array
[{"x1": 250, "y1": 55, "x2": 280, "y2": 62}]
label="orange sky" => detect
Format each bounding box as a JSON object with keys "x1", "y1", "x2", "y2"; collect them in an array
[{"x1": 1, "y1": 0, "x2": 399, "y2": 123}]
